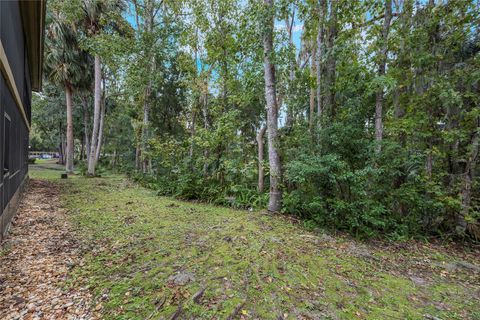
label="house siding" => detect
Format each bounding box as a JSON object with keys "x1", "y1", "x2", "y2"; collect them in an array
[{"x1": 0, "y1": 1, "x2": 33, "y2": 239}]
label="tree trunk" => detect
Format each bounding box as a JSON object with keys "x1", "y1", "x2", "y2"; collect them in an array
[
  {"x1": 256, "y1": 125, "x2": 267, "y2": 193},
  {"x1": 325, "y1": 0, "x2": 337, "y2": 118},
  {"x1": 316, "y1": 0, "x2": 326, "y2": 117},
  {"x1": 374, "y1": 0, "x2": 393, "y2": 153},
  {"x1": 58, "y1": 143, "x2": 64, "y2": 165},
  {"x1": 88, "y1": 55, "x2": 102, "y2": 176},
  {"x1": 188, "y1": 105, "x2": 197, "y2": 162},
  {"x1": 456, "y1": 117, "x2": 479, "y2": 235},
  {"x1": 140, "y1": 1, "x2": 157, "y2": 174},
  {"x1": 59, "y1": 120, "x2": 66, "y2": 165},
  {"x1": 425, "y1": 149, "x2": 433, "y2": 178},
  {"x1": 190, "y1": 38, "x2": 199, "y2": 165},
  {"x1": 111, "y1": 149, "x2": 117, "y2": 167},
  {"x1": 80, "y1": 137, "x2": 85, "y2": 161},
  {"x1": 95, "y1": 93, "x2": 106, "y2": 165},
  {"x1": 141, "y1": 82, "x2": 151, "y2": 173},
  {"x1": 393, "y1": 0, "x2": 412, "y2": 133},
  {"x1": 309, "y1": 45, "x2": 316, "y2": 129},
  {"x1": 65, "y1": 85, "x2": 74, "y2": 174},
  {"x1": 62, "y1": 140, "x2": 66, "y2": 164},
  {"x1": 202, "y1": 84, "x2": 209, "y2": 177},
  {"x1": 263, "y1": 0, "x2": 282, "y2": 212},
  {"x1": 82, "y1": 95, "x2": 90, "y2": 161},
  {"x1": 57, "y1": 122, "x2": 63, "y2": 164},
  {"x1": 135, "y1": 138, "x2": 141, "y2": 171},
  {"x1": 285, "y1": 9, "x2": 295, "y2": 129},
  {"x1": 60, "y1": 140, "x2": 66, "y2": 165},
  {"x1": 222, "y1": 49, "x2": 228, "y2": 111}
]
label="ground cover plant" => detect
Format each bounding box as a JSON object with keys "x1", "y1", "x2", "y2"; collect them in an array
[{"x1": 24, "y1": 163, "x2": 480, "y2": 319}]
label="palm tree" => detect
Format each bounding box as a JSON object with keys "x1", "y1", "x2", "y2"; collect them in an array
[
  {"x1": 80, "y1": 0, "x2": 125, "y2": 176},
  {"x1": 44, "y1": 16, "x2": 89, "y2": 174}
]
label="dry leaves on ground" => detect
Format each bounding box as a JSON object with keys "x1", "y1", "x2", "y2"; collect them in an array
[{"x1": 0, "y1": 180, "x2": 94, "y2": 320}]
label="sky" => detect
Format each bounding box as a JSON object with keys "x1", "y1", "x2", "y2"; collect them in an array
[
  {"x1": 123, "y1": 1, "x2": 305, "y2": 127},
  {"x1": 124, "y1": 1, "x2": 305, "y2": 53}
]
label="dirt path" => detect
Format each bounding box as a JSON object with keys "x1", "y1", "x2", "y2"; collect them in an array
[{"x1": 0, "y1": 179, "x2": 94, "y2": 320}]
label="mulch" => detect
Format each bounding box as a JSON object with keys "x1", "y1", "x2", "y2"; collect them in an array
[{"x1": 0, "y1": 179, "x2": 95, "y2": 320}]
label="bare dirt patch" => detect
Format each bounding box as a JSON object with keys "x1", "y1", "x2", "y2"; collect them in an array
[{"x1": 0, "y1": 179, "x2": 94, "y2": 320}]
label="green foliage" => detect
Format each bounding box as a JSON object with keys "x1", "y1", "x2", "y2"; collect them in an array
[
  {"x1": 77, "y1": 160, "x2": 108, "y2": 177},
  {"x1": 34, "y1": 0, "x2": 480, "y2": 240}
]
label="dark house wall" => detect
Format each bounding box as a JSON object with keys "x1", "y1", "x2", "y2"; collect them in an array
[{"x1": 0, "y1": 1, "x2": 34, "y2": 238}]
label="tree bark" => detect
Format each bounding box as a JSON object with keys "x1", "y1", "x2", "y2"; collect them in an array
[
  {"x1": 58, "y1": 122, "x2": 65, "y2": 165},
  {"x1": 316, "y1": 0, "x2": 326, "y2": 117},
  {"x1": 140, "y1": 2, "x2": 155, "y2": 174},
  {"x1": 135, "y1": 137, "x2": 141, "y2": 171},
  {"x1": 325, "y1": 0, "x2": 337, "y2": 118},
  {"x1": 263, "y1": 0, "x2": 282, "y2": 212},
  {"x1": 285, "y1": 8, "x2": 295, "y2": 129},
  {"x1": 82, "y1": 95, "x2": 91, "y2": 161},
  {"x1": 95, "y1": 93, "x2": 106, "y2": 165},
  {"x1": 141, "y1": 82, "x2": 151, "y2": 173},
  {"x1": 188, "y1": 106, "x2": 197, "y2": 162},
  {"x1": 393, "y1": 0, "x2": 411, "y2": 134},
  {"x1": 111, "y1": 149, "x2": 117, "y2": 167},
  {"x1": 309, "y1": 44, "x2": 316, "y2": 129},
  {"x1": 80, "y1": 136, "x2": 85, "y2": 161},
  {"x1": 256, "y1": 125, "x2": 267, "y2": 193},
  {"x1": 202, "y1": 81, "x2": 209, "y2": 177},
  {"x1": 65, "y1": 85, "x2": 74, "y2": 174},
  {"x1": 58, "y1": 142, "x2": 64, "y2": 165},
  {"x1": 190, "y1": 36, "x2": 199, "y2": 165},
  {"x1": 222, "y1": 49, "x2": 228, "y2": 111},
  {"x1": 375, "y1": 0, "x2": 393, "y2": 154},
  {"x1": 88, "y1": 55, "x2": 102, "y2": 176},
  {"x1": 456, "y1": 117, "x2": 479, "y2": 235},
  {"x1": 456, "y1": 1, "x2": 480, "y2": 236}
]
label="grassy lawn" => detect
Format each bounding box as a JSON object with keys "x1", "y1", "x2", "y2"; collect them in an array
[{"x1": 30, "y1": 164, "x2": 480, "y2": 320}]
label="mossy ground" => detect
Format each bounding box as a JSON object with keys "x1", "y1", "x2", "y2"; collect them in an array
[{"x1": 30, "y1": 162, "x2": 480, "y2": 319}]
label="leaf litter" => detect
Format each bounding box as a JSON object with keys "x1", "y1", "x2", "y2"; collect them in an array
[{"x1": 0, "y1": 180, "x2": 95, "y2": 320}]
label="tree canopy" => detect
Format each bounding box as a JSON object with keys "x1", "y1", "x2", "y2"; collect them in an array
[{"x1": 34, "y1": 0, "x2": 480, "y2": 240}]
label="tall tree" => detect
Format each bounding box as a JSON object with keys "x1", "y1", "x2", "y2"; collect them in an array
[
  {"x1": 81, "y1": 0, "x2": 125, "y2": 175},
  {"x1": 139, "y1": 0, "x2": 155, "y2": 173},
  {"x1": 374, "y1": 0, "x2": 393, "y2": 153},
  {"x1": 316, "y1": 0, "x2": 326, "y2": 117},
  {"x1": 88, "y1": 55, "x2": 102, "y2": 175},
  {"x1": 45, "y1": 18, "x2": 87, "y2": 174},
  {"x1": 285, "y1": 4, "x2": 296, "y2": 129},
  {"x1": 95, "y1": 81, "x2": 106, "y2": 164},
  {"x1": 309, "y1": 43, "x2": 316, "y2": 128},
  {"x1": 458, "y1": 116, "x2": 479, "y2": 235},
  {"x1": 35, "y1": 0, "x2": 480, "y2": 240},
  {"x1": 263, "y1": 0, "x2": 282, "y2": 212},
  {"x1": 324, "y1": 0, "x2": 337, "y2": 117},
  {"x1": 81, "y1": 0, "x2": 105, "y2": 176}
]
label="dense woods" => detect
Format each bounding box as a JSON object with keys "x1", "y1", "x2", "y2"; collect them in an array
[{"x1": 33, "y1": 0, "x2": 480, "y2": 240}]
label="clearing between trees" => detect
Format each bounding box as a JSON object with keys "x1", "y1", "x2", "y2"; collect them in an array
[{"x1": 1, "y1": 163, "x2": 479, "y2": 320}]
